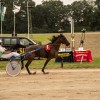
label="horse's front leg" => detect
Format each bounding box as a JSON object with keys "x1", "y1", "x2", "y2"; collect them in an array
[
  {"x1": 42, "y1": 58, "x2": 51, "y2": 74},
  {"x1": 20, "y1": 55, "x2": 25, "y2": 70},
  {"x1": 25, "y1": 59, "x2": 36, "y2": 75},
  {"x1": 21, "y1": 60, "x2": 24, "y2": 70}
]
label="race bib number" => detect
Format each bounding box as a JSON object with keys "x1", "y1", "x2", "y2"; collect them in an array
[{"x1": 19, "y1": 48, "x2": 25, "y2": 54}]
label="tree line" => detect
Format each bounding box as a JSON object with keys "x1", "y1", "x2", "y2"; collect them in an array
[{"x1": 1, "y1": 0, "x2": 100, "y2": 33}]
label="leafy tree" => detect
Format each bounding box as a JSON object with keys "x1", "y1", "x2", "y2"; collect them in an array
[
  {"x1": 2, "y1": 0, "x2": 35, "y2": 33},
  {"x1": 32, "y1": 5, "x2": 45, "y2": 28},
  {"x1": 69, "y1": 0, "x2": 94, "y2": 31},
  {"x1": 1, "y1": 0, "x2": 100, "y2": 33},
  {"x1": 95, "y1": 0, "x2": 100, "y2": 8},
  {"x1": 42, "y1": 0, "x2": 65, "y2": 32},
  {"x1": 3, "y1": 0, "x2": 13, "y2": 33}
]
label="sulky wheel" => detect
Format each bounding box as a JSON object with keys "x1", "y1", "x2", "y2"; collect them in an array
[{"x1": 6, "y1": 61, "x2": 21, "y2": 77}]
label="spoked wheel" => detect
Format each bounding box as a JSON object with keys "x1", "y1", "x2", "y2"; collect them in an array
[{"x1": 6, "y1": 61, "x2": 21, "y2": 77}]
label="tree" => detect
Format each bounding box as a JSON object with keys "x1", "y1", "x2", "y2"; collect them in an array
[
  {"x1": 42, "y1": 0, "x2": 65, "y2": 32},
  {"x1": 32, "y1": 5, "x2": 45, "y2": 28},
  {"x1": 3, "y1": 0, "x2": 14, "y2": 33},
  {"x1": 1, "y1": 0, "x2": 100, "y2": 33},
  {"x1": 69, "y1": 0, "x2": 94, "y2": 31},
  {"x1": 95, "y1": 0, "x2": 100, "y2": 8},
  {"x1": 2, "y1": 0, "x2": 35, "y2": 33}
]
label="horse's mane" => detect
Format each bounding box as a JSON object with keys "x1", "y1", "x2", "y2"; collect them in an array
[{"x1": 49, "y1": 34, "x2": 64, "y2": 44}]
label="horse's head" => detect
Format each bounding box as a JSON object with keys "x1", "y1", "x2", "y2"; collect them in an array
[
  {"x1": 50, "y1": 34, "x2": 70, "y2": 47},
  {"x1": 58, "y1": 34, "x2": 70, "y2": 46}
]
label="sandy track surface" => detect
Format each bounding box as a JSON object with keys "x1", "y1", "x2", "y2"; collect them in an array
[{"x1": 0, "y1": 69, "x2": 100, "y2": 100}]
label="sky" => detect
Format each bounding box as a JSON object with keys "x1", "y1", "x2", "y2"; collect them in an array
[{"x1": 33, "y1": 0, "x2": 80, "y2": 5}]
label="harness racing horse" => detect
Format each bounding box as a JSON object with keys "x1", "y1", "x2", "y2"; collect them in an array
[{"x1": 21, "y1": 34, "x2": 70, "y2": 74}]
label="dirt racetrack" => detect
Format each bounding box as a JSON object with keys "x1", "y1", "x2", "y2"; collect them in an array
[{"x1": 0, "y1": 69, "x2": 100, "y2": 100}]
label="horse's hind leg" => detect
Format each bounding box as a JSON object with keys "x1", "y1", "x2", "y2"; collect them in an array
[
  {"x1": 42, "y1": 58, "x2": 51, "y2": 74},
  {"x1": 25, "y1": 59, "x2": 36, "y2": 75}
]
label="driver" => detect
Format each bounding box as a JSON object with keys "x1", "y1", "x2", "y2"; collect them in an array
[{"x1": 0, "y1": 39, "x2": 20, "y2": 59}]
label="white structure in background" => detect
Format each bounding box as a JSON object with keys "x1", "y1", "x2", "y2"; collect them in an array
[
  {"x1": 0, "y1": 1, "x2": 6, "y2": 36},
  {"x1": 68, "y1": 17, "x2": 75, "y2": 50},
  {"x1": 12, "y1": 4, "x2": 20, "y2": 36},
  {"x1": 27, "y1": 1, "x2": 30, "y2": 38}
]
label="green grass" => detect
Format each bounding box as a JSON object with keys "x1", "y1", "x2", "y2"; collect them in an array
[
  {"x1": 22, "y1": 33, "x2": 60, "y2": 44},
  {"x1": 0, "y1": 57, "x2": 100, "y2": 71}
]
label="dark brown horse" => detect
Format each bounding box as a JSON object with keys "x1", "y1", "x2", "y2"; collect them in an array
[{"x1": 21, "y1": 34, "x2": 70, "y2": 74}]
